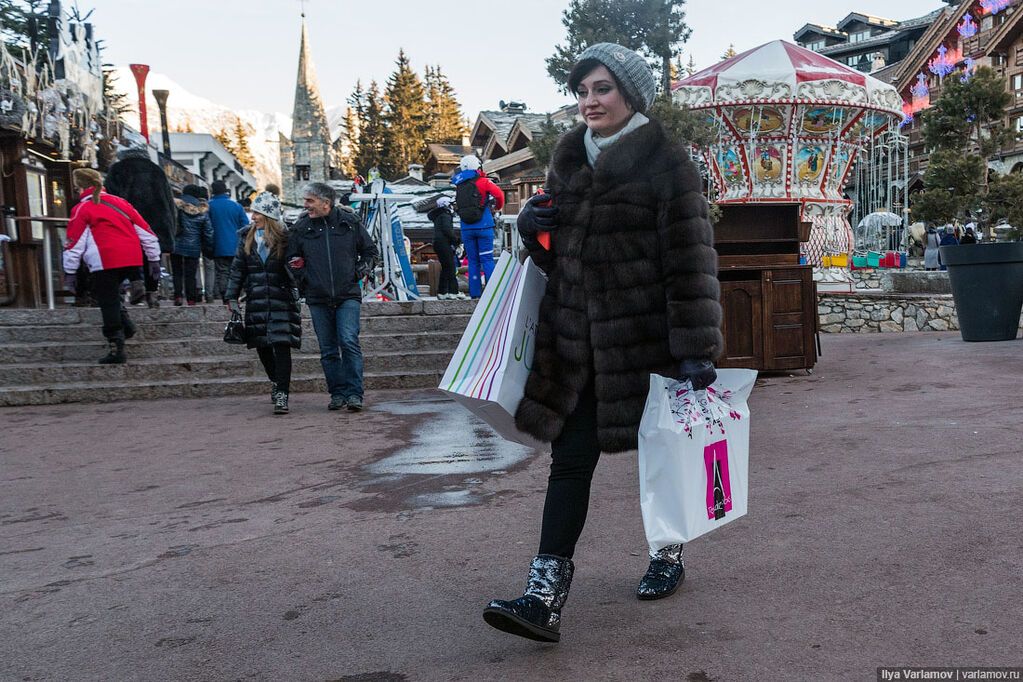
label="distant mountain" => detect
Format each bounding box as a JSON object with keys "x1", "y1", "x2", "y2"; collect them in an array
[{"x1": 109, "y1": 67, "x2": 346, "y2": 188}]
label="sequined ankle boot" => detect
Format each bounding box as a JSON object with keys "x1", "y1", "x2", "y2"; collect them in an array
[
  {"x1": 483, "y1": 554, "x2": 574, "y2": 643},
  {"x1": 636, "y1": 543, "x2": 685, "y2": 600}
]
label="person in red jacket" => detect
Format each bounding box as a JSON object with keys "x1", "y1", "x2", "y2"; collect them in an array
[
  {"x1": 63, "y1": 168, "x2": 162, "y2": 364},
  {"x1": 452, "y1": 155, "x2": 505, "y2": 298}
]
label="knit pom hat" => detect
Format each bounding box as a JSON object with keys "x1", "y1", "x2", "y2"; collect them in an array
[
  {"x1": 251, "y1": 191, "x2": 282, "y2": 223},
  {"x1": 574, "y1": 43, "x2": 657, "y2": 113},
  {"x1": 459, "y1": 154, "x2": 482, "y2": 171}
]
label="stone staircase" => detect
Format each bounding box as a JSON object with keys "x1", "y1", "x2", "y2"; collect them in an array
[{"x1": 0, "y1": 300, "x2": 476, "y2": 406}]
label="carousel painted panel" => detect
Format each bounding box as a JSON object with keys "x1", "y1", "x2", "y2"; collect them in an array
[
  {"x1": 715, "y1": 147, "x2": 750, "y2": 200},
  {"x1": 792, "y1": 144, "x2": 829, "y2": 198},
  {"x1": 751, "y1": 144, "x2": 787, "y2": 199}
]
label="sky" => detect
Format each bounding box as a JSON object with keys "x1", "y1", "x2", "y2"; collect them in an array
[{"x1": 94, "y1": 0, "x2": 946, "y2": 119}]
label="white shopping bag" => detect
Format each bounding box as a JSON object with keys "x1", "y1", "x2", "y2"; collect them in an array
[
  {"x1": 439, "y1": 251, "x2": 548, "y2": 450},
  {"x1": 638, "y1": 369, "x2": 757, "y2": 550}
]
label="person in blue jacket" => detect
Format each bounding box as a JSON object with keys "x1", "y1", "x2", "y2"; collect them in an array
[
  {"x1": 205, "y1": 180, "x2": 249, "y2": 301},
  {"x1": 451, "y1": 155, "x2": 505, "y2": 298}
]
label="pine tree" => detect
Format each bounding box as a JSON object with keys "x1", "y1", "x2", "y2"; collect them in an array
[
  {"x1": 911, "y1": 66, "x2": 1015, "y2": 224},
  {"x1": 382, "y1": 49, "x2": 429, "y2": 177},
  {"x1": 355, "y1": 80, "x2": 388, "y2": 177},
  {"x1": 339, "y1": 106, "x2": 360, "y2": 177},
  {"x1": 232, "y1": 116, "x2": 256, "y2": 170},
  {"x1": 213, "y1": 127, "x2": 236, "y2": 156},
  {"x1": 339, "y1": 80, "x2": 365, "y2": 177},
  {"x1": 721, "y1": 44, "x2": 737, "y2": 60},
  {"x1": 547, "y1": 0, "x2": 691, "y2": 95},
  {"x1": 686, "y1": 55, "x2": 697, "y2": 76},
  {"x1": 1, "y1": 0, "x2": 49, "y2": 53},
  {"x1": 424, "y1": 65, "x2": 465, "y2": 145},
  {"x1": 101, "y1": 68, "x2": 132, "y2": 121},
  {"x1": 529, "y1": 116, "x2": 570, "y2": 171}
]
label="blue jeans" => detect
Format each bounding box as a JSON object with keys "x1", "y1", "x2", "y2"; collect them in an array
[
  {"x1": 308, "y1": 300, "x2": 364, "y2": 399},
  {"x1": 462, "y1": 227, "x2": 495, "y2": 298}
]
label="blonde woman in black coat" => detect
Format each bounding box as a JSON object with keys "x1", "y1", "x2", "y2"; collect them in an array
[
  {"x1": 224, "y1": 192, "x2": 301, "y2": 414},
  {"x1": 483, "y1": 44, "x2": 724, "y2": 643}
]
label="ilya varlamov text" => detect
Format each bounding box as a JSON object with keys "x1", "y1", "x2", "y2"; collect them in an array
[{"x1": 878, "y1": 669, "x2": 1022, "y2": 681}]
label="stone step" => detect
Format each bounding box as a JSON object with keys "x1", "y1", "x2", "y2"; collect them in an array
[
  {"x1": 1, "y1": 331, "x2": 460, "y2": 364},
  {"x1": 0, "y1": 370, "x2": 445, "y2": 407},
  {"x1": 0, "y1": 314, "x2": 473, "y2": 343},
  {"x1": 0, "y1": 351, "x2": 452, "y2": 386},
  {"x1": 0, "y1": 299, "x2": 478, "y2": 326}
]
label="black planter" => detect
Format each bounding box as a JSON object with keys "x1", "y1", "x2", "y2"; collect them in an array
[{"x1": 940, "y1": 242, "x2": 1023, "y2": 342}]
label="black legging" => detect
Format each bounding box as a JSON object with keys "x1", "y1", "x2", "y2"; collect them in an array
[
  {"x1": 90, "y1": 266, "x2": 137, "y2": 341},
  {"x1": 435, "y1": 239, "x2": 459, "y2": 295},
  {"x1": 537, "y1": 380, "x2": 601, "y2": 559},
  {"x1": 257, "y1": 344, "x2": 292, "y2": 392},
  {"x1": 170, "y1": 254, "x2": 199, "y2": 301}
]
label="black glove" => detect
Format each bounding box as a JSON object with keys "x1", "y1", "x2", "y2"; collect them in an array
[
  {"x1": 63, "y1": 273, "x2": 77, "y2": 294},
  {"x1": 680, "y1": 358, "x2": 717, "y2": 392},
  {"x1": 226, "y1": 300, "x2": 242, "y2": 316},
  {"x1": 356, "y1": 262, "x2": 372, "y2": 280},
  {"x1": 517, "y1": 193, "x2": 558, "y2": 240},
  {"x1": 147, "y1": 260, "x2": 162, "y2": 281}
]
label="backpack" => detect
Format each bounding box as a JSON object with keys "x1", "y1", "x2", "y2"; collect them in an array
[{"x1": 455, "y1": 176, "x2": 485, "y2": 224}]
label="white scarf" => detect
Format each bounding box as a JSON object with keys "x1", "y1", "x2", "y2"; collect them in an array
[{"x1": 583, "y1": 112, "x2": 650, "y2": 166}]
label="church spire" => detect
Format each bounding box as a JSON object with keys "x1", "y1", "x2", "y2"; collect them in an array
[{"x1": 291, "y1": 19, "x2": 331, "y2": 146}]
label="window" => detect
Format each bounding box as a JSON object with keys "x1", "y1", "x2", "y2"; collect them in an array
[
  {"x1": 848, "y1": 55, "x2": 860, "y2": 66},
  {"x1": 1012, "y1": 74, "x2": 1023, "y2": 91},
  {"x1": 1015, "y1": 117, "x2": 1023, "y2": 134},
  {"x1": 807, "y1": 40, "x2": 825, "y2": 51},
  {"x1": 849, "y1": 30, "x2": 871, "y2": 43},
  {"x1": 981, "y1": 15, "x2": 994, "y2": 31},
  {"x1": 295, "y1": 164, "x2": 310, "y2": 181}
]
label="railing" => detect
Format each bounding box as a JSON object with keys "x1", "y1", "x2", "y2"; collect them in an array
[{"x1": 12, "y1": 216, "x2": 69, "y2": 310}]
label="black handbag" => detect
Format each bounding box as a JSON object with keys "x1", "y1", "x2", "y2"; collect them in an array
[{"x1": 223, "y1": 312, "x2": 247, "y2": 344}]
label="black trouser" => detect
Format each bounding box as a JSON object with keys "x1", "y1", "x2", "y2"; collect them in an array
[
  {"x1": 537, "y1": 380, "x2": 601, "y2": 559},
  {"x1": 91, "y1": 267, "x2": 137, "y2": 341},
  {"x1": 435, "y1": 239, "x2": 459, "y2": 295},
  {"x1": 257, "y1": 344, "x2": 292, "y2": 392},
  {"x1": 170, "y1": 254, "x2": 199, "y2": 301}
]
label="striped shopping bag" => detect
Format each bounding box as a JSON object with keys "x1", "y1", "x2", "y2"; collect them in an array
[{"x1": 439, "y1": 251, "x2": 548, "y2": 450}]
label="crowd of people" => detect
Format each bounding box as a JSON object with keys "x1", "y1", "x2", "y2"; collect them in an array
[{"x1": 62, "y1": 166, "x2": 382, "y2": 415}]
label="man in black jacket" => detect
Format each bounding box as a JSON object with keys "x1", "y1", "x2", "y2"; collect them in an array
[{"x1": 287, "y1": 182, "x2": 378, "y2": 412}]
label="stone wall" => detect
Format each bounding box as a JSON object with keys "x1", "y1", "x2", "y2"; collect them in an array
[
  {"x1": 818, "y1": 293, "x2": 960, "y2": 333},
  {"x1": 850, "y1": 269, "x2": 884, "y2": 290}
]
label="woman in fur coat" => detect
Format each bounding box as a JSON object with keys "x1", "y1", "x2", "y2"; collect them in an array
[{"x1": 483, "y1": 43, "x2": 723, "y2": 643}]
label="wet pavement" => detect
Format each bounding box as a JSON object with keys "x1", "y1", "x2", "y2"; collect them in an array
[{"x1": 2, "y1": 331, "x2": 1022, "y2": 681}]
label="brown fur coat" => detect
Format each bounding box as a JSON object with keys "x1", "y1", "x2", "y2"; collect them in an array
[{"x1": 514, "y1": 119, "x2": 723, "y2": 453}]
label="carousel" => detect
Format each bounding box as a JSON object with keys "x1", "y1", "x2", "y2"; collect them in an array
[{"x1": 672, "y1": 40, "x2": 908, "y2": 286}]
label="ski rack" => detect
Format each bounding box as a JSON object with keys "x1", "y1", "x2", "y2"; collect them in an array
[{"x1": 350, "y1": 184, "x2": 422, "y2": 302}]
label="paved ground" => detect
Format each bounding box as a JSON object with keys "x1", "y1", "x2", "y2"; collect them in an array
[{"x1": 2, "y1": 332, "x2": 1022, "y2": 682}]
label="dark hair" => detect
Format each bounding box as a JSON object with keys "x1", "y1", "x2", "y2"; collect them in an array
[
  {"x1": 240, "y1": 197, "x2": 252, "y2": 208},
  {"x1": 197, "y1": 186, "x2": 210, "y2": 199},
  {"x1": 567, "y1": 57, "x2": 638, "y2": 111},
  {"x1": 182, "y1": 184, "x2": 203, "y2": 199},
  {"x1": 211, "y1": 180, "x2": 228, "y2": 195}
]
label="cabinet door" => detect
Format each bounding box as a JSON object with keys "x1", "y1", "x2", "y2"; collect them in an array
[
  {"x1": 763, "y1": 268, "x2": 814, "y2": 370},
  {"x1": 719, "y1": 280, "x2": 763, "y2": 369}
]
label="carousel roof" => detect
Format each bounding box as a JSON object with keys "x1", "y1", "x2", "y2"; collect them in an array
[{"x1": 673, "y1": 40, "x2": 904, "y2": 117}]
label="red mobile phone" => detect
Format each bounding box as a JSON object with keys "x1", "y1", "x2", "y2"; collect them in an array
[{"x1": 535, "y1": 188, "x2": 552, "y2": 250}]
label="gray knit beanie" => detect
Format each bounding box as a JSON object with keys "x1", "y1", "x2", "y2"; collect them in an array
[{"x1": 575, "y1": 43, "x2": 657, "y2": 113}]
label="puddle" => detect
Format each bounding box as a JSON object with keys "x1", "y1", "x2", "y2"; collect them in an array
[{"x1": 350, "y1": 399, "x2": 538, "y2": 512}]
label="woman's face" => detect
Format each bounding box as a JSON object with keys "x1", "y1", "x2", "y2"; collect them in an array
[
  {"x1": 576, "y1": 65, "x2": 634, "y2": 137},
  {"x1": 251, "y1": 212, "x2": 266, "y2": 229}
]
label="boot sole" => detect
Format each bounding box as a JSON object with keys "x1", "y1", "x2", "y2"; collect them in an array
[
  {"x1": 636, "y1": 577, "x2": 684, "y2": 601},
  {"x1": 482, "y1": 607, "x2": 560, "y2": 643}
]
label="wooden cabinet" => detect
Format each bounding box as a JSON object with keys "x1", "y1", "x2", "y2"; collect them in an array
[{"x1": 715, "y1": 204, "x2": 817, "y2": 371}]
